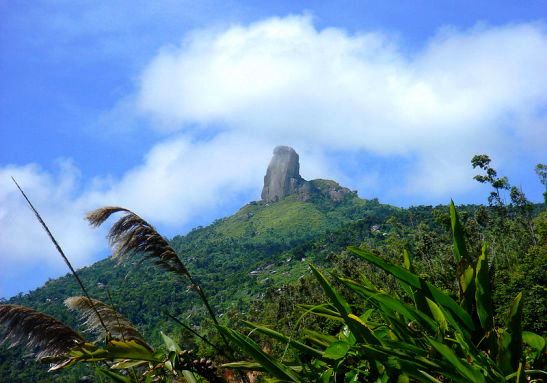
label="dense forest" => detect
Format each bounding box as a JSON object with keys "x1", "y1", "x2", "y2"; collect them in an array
[{"x1": 0, "y1": 158, "x2": 545, "y2": 382}]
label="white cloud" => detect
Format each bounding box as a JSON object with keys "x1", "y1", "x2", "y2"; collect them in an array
[
  {"x1": 0, "y1": 161, "x2": 102, "y2": 267},
  {"x1": 137, "y1": 15, "x2": 547, "y2": 194}
]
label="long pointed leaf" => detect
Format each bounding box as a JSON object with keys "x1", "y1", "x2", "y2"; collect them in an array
[
  {"x1": 429, "y1": 339, "x2": 485, "y2": 383},
  {"x1": 218, "y1": 326, "x2": 300, "y2": 382},
  {"x1": 450, "y1": 200, "x2": 469, "y2": 263},
  {"x1": 498, "y1": 293, "x2": 523, "y2": 375},
  {"x1": 348, "y1": 246, "x2": 475, "y2": 333},
  {"x1": 308, "y1": 264, "x2": 379, "y2": 345},
  {"x1": 475, "y1": 245, "x2": 493, "y2": 332},
  {"x1": 242, "y1": 321, "x2": 324, "y2": 360}
]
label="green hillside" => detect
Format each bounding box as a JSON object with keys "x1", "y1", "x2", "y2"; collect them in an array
[
  {"x1": 1, "y1": 175, "x2": 545, "y2": 382},
  {"x1": 0, "y1": 180, "x2": 398, "y2": 381}
]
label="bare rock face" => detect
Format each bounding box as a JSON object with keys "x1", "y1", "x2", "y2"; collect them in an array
[{"x1": 261, "y1": 146, "x2": 303, "y2": 202}]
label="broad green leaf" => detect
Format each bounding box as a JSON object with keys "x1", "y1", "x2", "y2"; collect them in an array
[
  {"x1": 475, "y1": 245, "x2": 493, "y2": 332},
  {"x1": 95, "y1": 367, "x2": 133, "y2": 383},
  {"x1": 459, "y1": 264, "x2": 475, "y2": 316},
  {"x1": 428, "y1": 339, "x2": 485, "y2": 383},
  {"x1": 218, "y1": 326, "x2": 301, "y2": 382},
  {"x1": 449, "y1": 200, "x2": 469, "y2": 263},
  {"x1": 160, "y1": 331, "x2": 181, "y2": 353},
  {"x1": 309, "y1": 264, "x2": 379, "y2": 344},
  {"x1": 303, "y1": 330, "x2": 337, "y2": 348},
  {"x1": 459, "y1": 265, "x2": 474, "y2": 295},
  {"x1": 426, "y1": 298, "x2": 448, "y2": 332},
  {"x1": 348, "y1": 247, "x2": 420, "y2": 288},
  {"x1": 181, "y1": 370, "x2": 198, "y2": 383},
  {"x1": 356, "y1": 344, "x2": 459, "y2": 382},
  {"x1": 522, "y1": 331, "x2": 546, "y2": 363},
  {"x1": 297, "y1": 304, "x2": 343, "y2": 322},
  {"x1": 106, "y1": 340, "x2": 158, "y2": 362},
  {"x1": 401, "y1": 250, "x2": 431, "y2": 316},
  {"x1": 498, "y1": 293, "x2": 523, "y2": 375},
  {"x1": 403, "y1": 249, "x2": 412, "y2": 271},
  {"x1": 323, "y1": 340, "x2": 351, "y2": 360}
]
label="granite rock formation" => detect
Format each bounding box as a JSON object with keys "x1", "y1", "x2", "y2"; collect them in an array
[
  {"x1": 261, "y1": 146, "x2": 304, "y2": 202},
  {"x1": 261, "y1": 146, "x2": 355, "y2": 203}
]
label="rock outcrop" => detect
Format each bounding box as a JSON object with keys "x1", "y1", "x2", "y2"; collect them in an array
[
  {"x1": 261, "y1": 146, "x2": 304, "y2": 202},
  {"x1": 261, "y1": 146, "x2": 356, "y2": 203}
]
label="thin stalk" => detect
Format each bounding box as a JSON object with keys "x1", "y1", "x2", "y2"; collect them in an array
[
  {"x1": 186, "y1": 275, "x2": 250, "y2": 383},
  {"x1": 106, "y1": 289, "x2": 140, "y2": 383},
  {"x1": 105, "y1": 288, "x2": 125, "y2": 342},
  {"x1": 11, "y1": 177, "x2": 109, "y2": 336},
  {"x1": 164, "y1": 311, "x2": 224, "y2": 355},
  {"x1": 187, "y1": 276, "x2": 232, "y2": 350}
]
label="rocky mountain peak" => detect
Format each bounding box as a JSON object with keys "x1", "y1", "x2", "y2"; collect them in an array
[
  {"x1": 261, "y1": 146, "x2": 355, "y2": 203},
  {"x1": 261, "y1": 146, "x2": 303, "y2": 202}
]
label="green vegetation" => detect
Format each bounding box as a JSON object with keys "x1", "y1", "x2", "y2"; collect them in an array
[
  {"x1": 0, "y1": 157, "x2": 545, "y2": 382},
  {"x1": 224, "y1": 202, "x2": 545, "y2": 381}
]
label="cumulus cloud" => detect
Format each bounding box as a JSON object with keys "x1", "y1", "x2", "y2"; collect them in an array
[
  {"x1": 137, "y1": 15, "x2": 547, "y2": 194},
  {"x1": 0, "y1": 161, "x2": 102, "y2": 267},
  {"x1": 0, "y1": 161, "x2": 107, "y2": 296}
]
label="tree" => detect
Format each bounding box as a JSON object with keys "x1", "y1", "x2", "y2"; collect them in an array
[
  {"x1": 536, "y1": 164, "x2": 547, "y2": 205},
  {"x1": 471, "y1": 154, "x2": 510, "y2": 208}
]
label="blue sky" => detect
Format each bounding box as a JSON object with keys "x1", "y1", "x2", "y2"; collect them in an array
[{"x1": 1, "y1": 1, "x2": 546, "y2": 298}]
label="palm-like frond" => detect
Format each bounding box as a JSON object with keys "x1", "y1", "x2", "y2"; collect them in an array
[
  {"x1": 65, "y1": 296, "x2": 151, "y2": 349},
  {"x1": 0, "y1": 304, "x2": 84, "y2": 359},
  {"x1": 86, "y1": 207, "x2": 189, "y2": 278}
]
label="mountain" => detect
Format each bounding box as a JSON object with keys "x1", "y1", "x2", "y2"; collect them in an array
[
  {"x1": 3, "y1": 147, "x2": 544, "y2": 382},
  {"x1": 0, "y1": 146, "x2": 400, "y2": 382}
]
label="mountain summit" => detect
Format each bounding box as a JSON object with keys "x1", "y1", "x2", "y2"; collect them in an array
[
  {"x1": 261, "y1": 146, "x2": 304, "y2": 202},
  {"x1": 261, "y1": 146, "x2": 354, "y2": 203}
]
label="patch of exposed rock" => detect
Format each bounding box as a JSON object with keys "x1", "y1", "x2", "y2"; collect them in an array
[
  {"x1": 261, "y1": 146, "x2": 304, "y2": 202},
  {"x1": 261, "y1": 146, "x2": 355, "y2": 203}
]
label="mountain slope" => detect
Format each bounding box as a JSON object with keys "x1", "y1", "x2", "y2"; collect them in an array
[{"x1": 1, "y1": 180, "x2": 399, "y2": 382}]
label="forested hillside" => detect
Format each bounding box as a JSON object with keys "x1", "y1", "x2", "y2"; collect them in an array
[{"x1": 0, "y1": 182, "x2": 394, "y2": 381}]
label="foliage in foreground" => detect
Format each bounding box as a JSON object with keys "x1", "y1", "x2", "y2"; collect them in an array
[
  {"x1": 0, "y1": 199, "x2": 545, "y2": 382},
  {"x1": 222, "y1": 201, "x2": 546, "y2": 382}
]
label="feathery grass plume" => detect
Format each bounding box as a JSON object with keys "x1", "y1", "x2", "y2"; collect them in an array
[
  {"x1": 0, "y1": 304, "x2": 84, "y2": 359},
  {"x1": 86, "y1": 206, "x2": 247, "y2": 383},
  {"x1": 65, "y1": 296, "x2": 151, "y2": 350},
  {"x1": 11, "y1": 178, "x2": 109, "y2": 335},
  {"x1": 86, "y1": 207, "x2": 189, "y2": 278}
]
